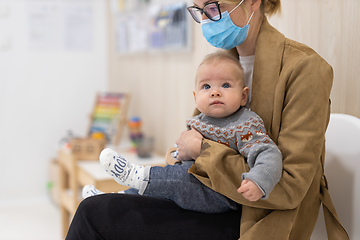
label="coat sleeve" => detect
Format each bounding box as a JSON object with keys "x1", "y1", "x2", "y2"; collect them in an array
[{"x1": 189, "y1": 54, "x2": 333, "y2": 210}]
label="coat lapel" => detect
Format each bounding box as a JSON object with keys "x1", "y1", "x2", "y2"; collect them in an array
[
  {"x1": 228, "y1": 18, "x2": 285, "y2": 142},
  {"x1": 251, "y1": 18, "x2": 285, "y2": 142}
]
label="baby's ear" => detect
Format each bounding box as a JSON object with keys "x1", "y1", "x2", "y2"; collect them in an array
[
  {"x1": 240, "y1": 87, "x2": 249, "y2": 106},
  {"x1": 193, "y1": 91, "x2": 196, "y2": 101}
]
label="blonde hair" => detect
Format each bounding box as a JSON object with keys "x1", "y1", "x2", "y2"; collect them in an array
[
  {"x1": 220, "y1": 0, "x2": 281, "y2": 17},
  {"x1": 197, "y1": 51, "x2": 245, "y2": 86},
  {"x1": 262, "y1": 0, "x2": 281, "y2": 16}
]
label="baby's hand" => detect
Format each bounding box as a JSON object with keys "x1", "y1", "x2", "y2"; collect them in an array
[{"x1": 237, "y1": 179, "x2": 264, "y2": 202}]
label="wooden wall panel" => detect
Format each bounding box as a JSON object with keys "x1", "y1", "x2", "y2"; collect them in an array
[
  {"x1": 107, "y1": 0, "x2": 360, "y2": 154},
  {"x1": 268, "y1": 0, "x2": 360, "y2": 118},
  {"x1": 107, "y1": 1, "x2": 216, "y2": 153}
]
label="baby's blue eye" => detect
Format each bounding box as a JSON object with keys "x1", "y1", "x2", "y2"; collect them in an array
[
  {"x1": 222, "y1": 83, "x2": 230, "y2": 88},
  {"x1": 203, "y1": 84, "x2": 211, "y2": 90}
]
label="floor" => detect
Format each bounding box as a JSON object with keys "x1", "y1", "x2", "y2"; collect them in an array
[{"x1": 0, "y1": 195, "x2": 62, "y2": 240}]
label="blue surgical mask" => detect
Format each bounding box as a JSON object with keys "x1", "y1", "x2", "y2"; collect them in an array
[{"x1": 201, "y1": 1, "x2": 254, "y2": 50}]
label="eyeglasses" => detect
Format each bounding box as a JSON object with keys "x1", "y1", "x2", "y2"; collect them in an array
[{"x1": 187, "y1": 2, "x2": 221, "y2": 24}]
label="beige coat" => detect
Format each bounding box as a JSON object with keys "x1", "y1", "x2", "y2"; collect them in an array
[{"x1": 187, "y1": 18, "x2": 349, "y2": 240}]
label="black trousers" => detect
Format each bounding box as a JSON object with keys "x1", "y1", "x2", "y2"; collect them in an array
[{"x1": 66, "y1": 193, "x2": 241, "y2": 240}]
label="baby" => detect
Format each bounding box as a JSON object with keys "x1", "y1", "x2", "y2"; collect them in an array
[{"x1": 83, "y1": 51, "x2": 282, "y2": 212}]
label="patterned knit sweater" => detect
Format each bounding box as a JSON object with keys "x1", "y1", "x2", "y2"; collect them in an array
[{"x1": 186, "y1": 107, "x2": 282, "y2": 199}]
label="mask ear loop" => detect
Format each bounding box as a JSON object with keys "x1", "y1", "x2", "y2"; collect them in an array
[
  {"x1": 229, "y1": 0, "x2": 254, "y2": 25},
  {"x1": 246, "y1": 12, "x2": 255, "y2": 25},
  {"x1": 229, "y1": 0, "x2": 245, "y2": 15}
]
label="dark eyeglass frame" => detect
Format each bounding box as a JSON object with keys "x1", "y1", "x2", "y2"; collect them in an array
[{"x1": 187, "y1": 2, "x2": 222, "y2": 24}]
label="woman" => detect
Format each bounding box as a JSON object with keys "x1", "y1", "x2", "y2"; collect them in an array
[
  {"x1": 66, "y1": 0, "x2": 348, "y2": 239},
  {"x1": 181, "y1": 0, "x2": 349, "y2": 239}
]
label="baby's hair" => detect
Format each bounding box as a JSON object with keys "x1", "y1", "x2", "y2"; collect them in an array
[
  {"x1": 200, "y1": 51, "x2": 242, "y2": 68},
  {"x1": 198, "y1": 50, "x2": 245, "y2": 85}
]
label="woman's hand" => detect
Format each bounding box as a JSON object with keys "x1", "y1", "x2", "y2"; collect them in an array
[
  {"x1": 175, "y1": 128, "x2": 203, "y2": 161},
  {"x1": 237, "y1": 179, "x2": 264, "y2": 202}
]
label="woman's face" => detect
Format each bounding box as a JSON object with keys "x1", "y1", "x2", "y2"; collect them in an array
[{"x1": 192, "y1": 0, "x2": 250, "y2": 28}]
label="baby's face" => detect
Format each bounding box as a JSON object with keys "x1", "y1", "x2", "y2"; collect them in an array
[{"x1": 193, "y1": 60, "x2": 248, "y2": 118}]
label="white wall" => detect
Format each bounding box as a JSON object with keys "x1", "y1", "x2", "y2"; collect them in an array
[{"x1": 0, "y1": 0, "x2": 108, "y2": 202}]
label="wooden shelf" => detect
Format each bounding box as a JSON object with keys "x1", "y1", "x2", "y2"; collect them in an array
[{"x1": 58, "y1": 148, "x2": 166, "y2": 238}]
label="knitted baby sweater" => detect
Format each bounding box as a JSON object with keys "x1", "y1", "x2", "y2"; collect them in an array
[{"x1": 186, "y1": 107, "x2": 282, "y2": 199}]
